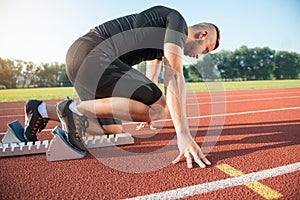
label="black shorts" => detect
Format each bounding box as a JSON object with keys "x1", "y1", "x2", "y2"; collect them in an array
[{"x1": 65, "y1": 37, "x2": 162, "y2": 125}]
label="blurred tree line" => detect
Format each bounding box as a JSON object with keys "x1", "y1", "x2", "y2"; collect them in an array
[
  {"x1": 0, "y1": 59, "x2": 71, "y2": 89},
  {"x1": 207, "y1": 46, "x2": 300, "y2": 81},
  {"x1": 1, "y1": 46, "x2": 299, "y2": 89},
  {"x1": 136, "y1": 46, "x2": 300, "y2": 82}
]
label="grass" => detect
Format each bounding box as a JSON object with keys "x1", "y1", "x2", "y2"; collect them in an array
[
  {"x1": 187, "y1": 79, "x2": 300, "y2": 92},
  {"x1": 0, "y1": 87, "x2": 77, "y2": 102},
  {"x1": 0, "y1": 80, "x2": 299, "y2": 102}
]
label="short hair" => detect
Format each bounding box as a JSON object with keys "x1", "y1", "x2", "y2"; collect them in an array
[
  {"x1": 192, "y1": 22, "x2": 220, "y2": 50},
  {"x1": 212, "y1": 24, "x2": 220, "y2": 50}
]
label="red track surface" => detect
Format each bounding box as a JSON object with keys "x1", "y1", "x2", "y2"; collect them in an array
[{"x1": 0, "y1": 88, "x2": 299, "y2": 199}]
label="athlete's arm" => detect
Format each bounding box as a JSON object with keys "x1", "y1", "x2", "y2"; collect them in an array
[
  {"x1": 136, "y1": 60, "x2": 162, "y2": 131},
  {"x1": 163, "y1": 43, "x2": 211, "y2": 168},
  {"x1": 146, "y1": 59, "x2": 162, "y2": 85}
]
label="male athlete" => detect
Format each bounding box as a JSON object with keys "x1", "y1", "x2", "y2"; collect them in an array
[{"x1": 24, "y1": 5, "x2": 220, "y2": 169}]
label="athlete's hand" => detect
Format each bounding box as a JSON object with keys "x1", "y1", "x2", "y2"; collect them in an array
[
  {"x1": 136, "y1": 122, "x2": 157, "y2": 130},
  {"x1": 172, "y1": 135, "x2": 211, "y2": 168}
]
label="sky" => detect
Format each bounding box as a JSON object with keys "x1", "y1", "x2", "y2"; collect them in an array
[{"x1": 0, "y1": 0, "x2": 299, "y2": 64}]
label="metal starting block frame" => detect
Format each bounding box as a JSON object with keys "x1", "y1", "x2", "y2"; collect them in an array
[
  {"x1": 46, "y1": 126, "x2": 86, "y2": 161},
  {"x1": 1, "y1": 120, "x2": 134, "y2": 161},
  {"x1": 0, "y1": 120, "x2": 49, "y2": 157},
  {"x1": 2, "y1": 120, "x2": 27, "y2": 144},
  {"x1": 0, "y1": 140, "x2": 49, "y2": 157},
  {"x1": 84, "y1": 133, "x2": 134, "y2": 148}
]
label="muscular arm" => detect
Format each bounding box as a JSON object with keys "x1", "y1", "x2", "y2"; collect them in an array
[
  {"x1": 164, "y1": 43, "x2": 211, "y2": 168},
  {"x1": 164, "y1": 43, "x2": 191, "y2": 139},
  {"x1": 146, "y1": 59, "x2": 162, "y2": 85}
]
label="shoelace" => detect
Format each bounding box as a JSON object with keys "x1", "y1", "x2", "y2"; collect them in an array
[
  {"x1": 31, "y1": 117, "x2": 49, "y2": 137},
  {"x1": 75, "y1": 115, "x2": 89, "y2": 140}
]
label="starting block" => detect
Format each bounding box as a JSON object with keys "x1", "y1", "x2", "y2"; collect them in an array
[
  {"x1": 46, "y1": 126, "x2": 86, "y2": 161},
  {"x1": 0, "y1": 140, "x2": 49, "y2": 157},
  {"x1": 0, "y1": 120, "x2": 49, "y2": 157},
  {"x1": 2, "y1": 120, "x2": 27, "y2": 144},
  {"x1": 46, "y1": 126, "x2": 135, "y2": 161},
  {"x1": 85, "y1": 133, "x2": 134, "y2": 148},
  {"x1": 1, "y1": 120, "x2": 135, "y2": 161}
]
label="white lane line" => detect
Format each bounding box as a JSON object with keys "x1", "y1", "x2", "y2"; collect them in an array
[
  {"x1": 124, "y1": 106, "x2": 300, "y2": 125},
  {"x1": 0, "y1": 114, "x2": 24, "y2": 118},
  {"x1": 126, "y1": 162, "x2": 300, "y2": 200},
  {"x1": 0, "y1": 108, "x2": 23, "y2": 111},
  {"x1": 188, "y1": 106, "x2": 300, "y2": 120},
  {"x1": 187, "y1": 95, "x2": 300, "y2": 106},
  {"x1": 187, "y1": 90, "x2": 300, "y2": 100},
  {"x1": 1, "y1": 106, "x2": 298, "y2": 135},
  {"x1": 0, "y1": 90, "x2": 299, "y2": 111},
  {"x1": 1, "y1": 95, "x2": 299, "y2": 118}
]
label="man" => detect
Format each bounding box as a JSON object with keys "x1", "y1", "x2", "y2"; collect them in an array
[{"x1": 24, "y1": 5, "x2": 220, "y2": 169}]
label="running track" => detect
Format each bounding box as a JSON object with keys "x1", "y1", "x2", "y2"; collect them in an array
[{"x1": 0, "y1": 88, "x2": 299, "y2": 199}]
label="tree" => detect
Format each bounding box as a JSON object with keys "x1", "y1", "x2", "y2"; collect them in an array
[
  {"x1": 0, "y1": 58, "x2": 21, "y2": 88},
  {"x1": 135, "y1": 61, "x2": 146, "y2": 74},
  {"x1": 219, "y1": 46, "x2": 276, "y2": 80},
  {"x1": 188, "y1": 55, "x2": 220, "y2": 82},
  {"x1": 250, "y1": 47, "x2": 275, "y2": 80},
  {"x1": 188, "y1": 64, "x2": 201, "y2": 82},
  {"x1": 14, "y1": 60, "x2": 41, "y2": 87},
  {"x1": 35, "y1": 62, "x2": 65, "y2": 87},
  {"x1": 59, "y1": 64, "x2": 73, "y2": 86},
  {"x1": 183, "y1": 65, "x2": 190, "y2": 82},
  {"x1": 211, "y1": 50, "x2": 235, "y2": 80},
  {"x1": 274, "y1": 51, "x2": 300, "y2": 79},
  {"x1": 233, "y1": 45, "x2": 252, "y2": 80}
]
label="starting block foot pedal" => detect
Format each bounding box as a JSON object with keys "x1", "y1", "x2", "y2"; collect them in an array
[
  {"x1": 46, "y1": 126, "x2": 86, "y2": 162},
  {"x1": 0, "y1": 120, "x2": 49, "y2": 157},
  {"x1": 0, "y1": 140, "x2": 49, "y2": 157},
  {"x1": 2, "y1": 120, "x2": 26, "y2": 144},
  {"x1": 85, "y1": 133, "x2": 134, "y2": 148}
]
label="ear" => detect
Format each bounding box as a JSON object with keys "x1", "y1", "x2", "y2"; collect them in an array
[{"x1": 195, "y1": 31, "x2": 208, "y2": 40}]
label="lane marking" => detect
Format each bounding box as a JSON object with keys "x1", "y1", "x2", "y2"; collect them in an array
[
  {"x1": 187, "y1": 106, "x2": 300, "y2": 120},
  {"x1": 1, "y1": 106, "x2": 299, "y2": 135},
  {"x1": 247, "y1": 182, "x2": 281, "y2": 200},
  {"x1": 133, "y1": 106, "x2": 300, "y2": 124},
  {"x1": 187, "y1": 90, "x2": 300, "y2": 100},
  {"x1": 187, "y1": 95, "x2": 300, "y2": 106},
  {"x1": 0, "y1": 114, "x2": 24, "y2": 118},
  {"x1": 0, "y1": 108, "x2": 23, "y2": 110},
  {"x1": 217, "y1": 164, "x2": 282, "y2": 199},
  {"x1": 1, "y1": 95, "x2": 299, "y2": 118},
  {"x1": 0, "y1": 90, "x2": 299, "y2": 112},
  {"x1": 126, "y1": 162, "x2": 300, "y2": 199}
]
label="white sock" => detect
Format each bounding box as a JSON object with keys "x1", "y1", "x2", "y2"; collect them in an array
[
  {"x1": 38, "y1": 102, "x2": 48, "y2": 118},
  {"x1": 68, "y1": 101, "x2": 83, "y2": 116}
]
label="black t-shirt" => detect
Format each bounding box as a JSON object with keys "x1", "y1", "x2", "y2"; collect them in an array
[{"x1": 82, "y1": 6, "x2": 188, "y2": 66}]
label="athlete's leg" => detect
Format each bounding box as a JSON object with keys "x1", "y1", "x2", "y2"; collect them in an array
[
  {"x1": 23, "y1": 100, "x2": 61, "y2": 141},
  {"x1": 60, "y1": 37, "x2": 167, "y2": 148},
  {"x1": 77, "y1": 97, "x2": 156, "y2": 122},
  {"x1": 46, "y1": 104, "x2": 60, "y2": 121}
]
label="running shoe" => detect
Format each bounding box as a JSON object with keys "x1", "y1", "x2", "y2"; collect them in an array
[
  {"x1": 24, "y1": 100, "x2": 49, "y2": 142},
  {"x1": 56, "y1": 99, "x2": 88, "y2": 151}
]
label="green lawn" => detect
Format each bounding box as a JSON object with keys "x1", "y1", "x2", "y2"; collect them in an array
[
  {"x1": 0, "y1": 80, "x2": 299, "y2": 102},
  {"x1": 0, "y1": 87, "x2": 77, "y2": 102},
  {"x1": 187, "y1": 79, "x2": 300, "y2": 92}
]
